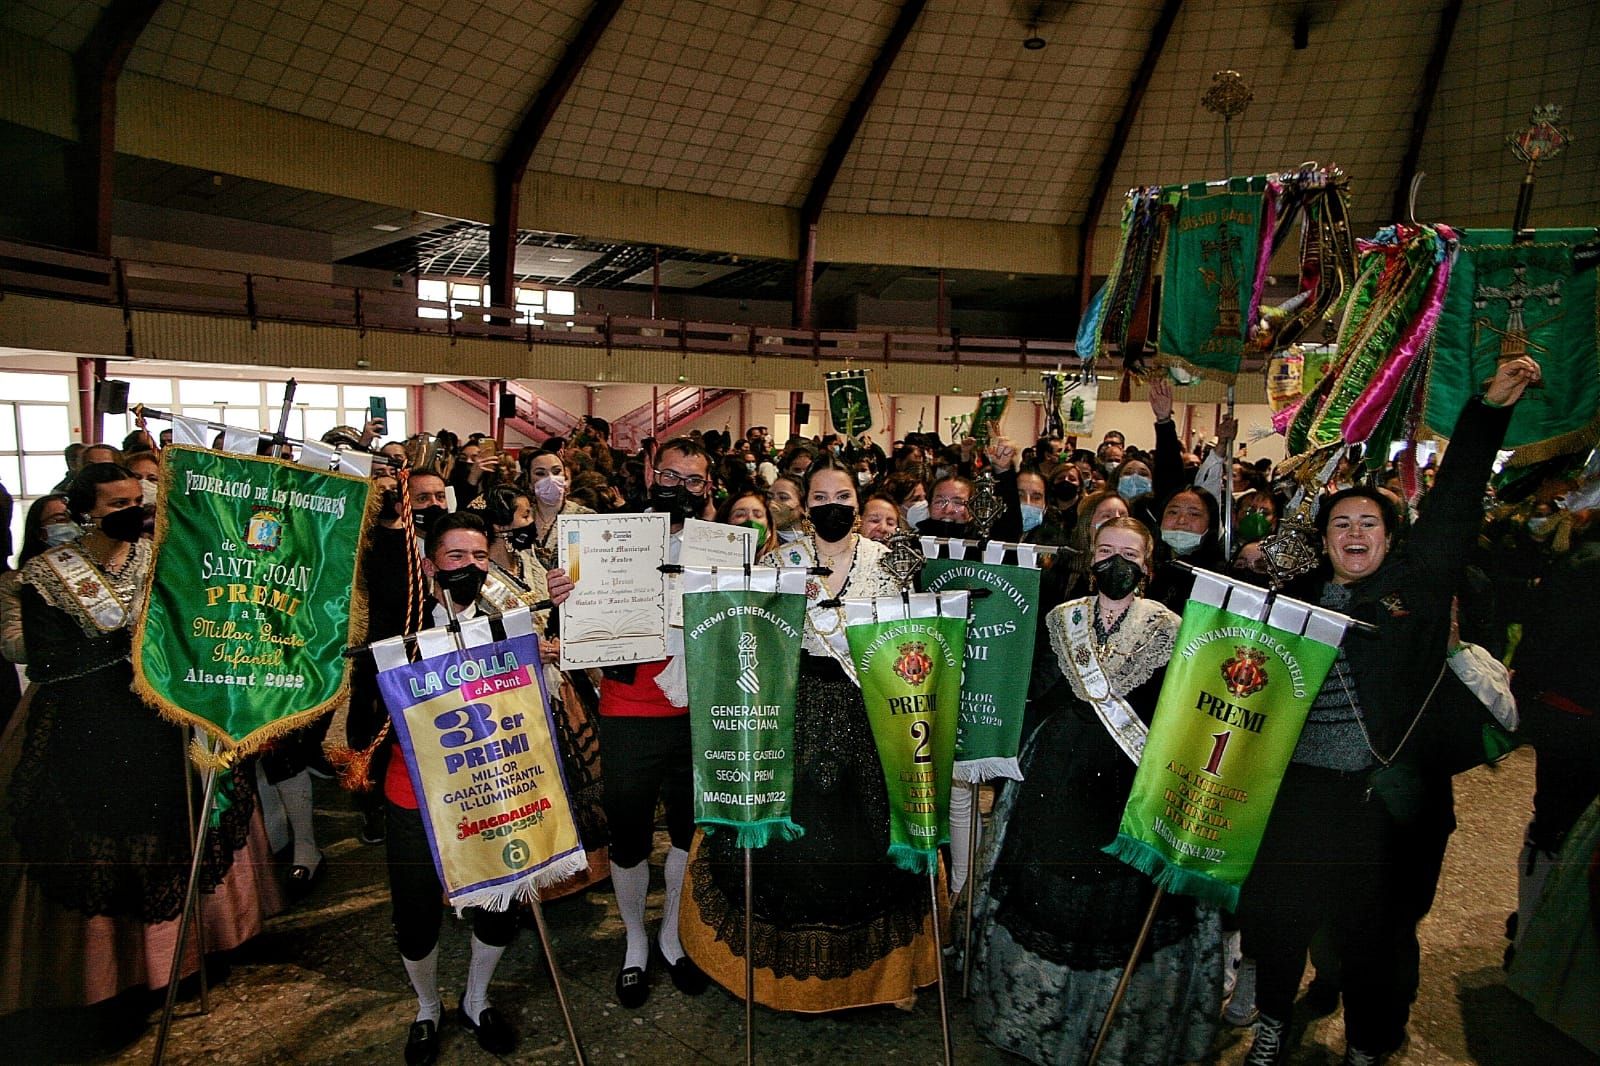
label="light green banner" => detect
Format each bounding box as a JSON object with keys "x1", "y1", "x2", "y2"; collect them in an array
[
  {"x1": 1105, "y1": 593, "x2": 1339, "y2": 910},
  {"x1": 846, "y1": 595, "x2": 967, "y2": 875},
  {"x1": 134, "y1": 445, "x2": 373, "y2": 762},
  {"x1": 1158, "y1": 185, "x2": 1265, "y2": 382},
  {"x1": 919, "y1": 554, "x2": 1039, "y2": 782},
  {"x1": 683, "y1": 573, "x2": 807, "y2": 848}
]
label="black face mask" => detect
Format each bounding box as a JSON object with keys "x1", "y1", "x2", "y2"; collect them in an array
[
  {"x1": 916, "y1": 517, "x2": 969, "y2": 539},
  {"x1": 1091, "y1": 554, "x2": 1144, "y2": 600},
  {"x1": 97, "y1": 505, "x2": 146, "y2": 543},
  {"x1": 378, "y1": 488, "x2": 400, "y2": 521},
  {"x1": 808, "y1": 503, "x2": 857, "y2": 543},
  {"x1": 412, "y1": 504, "x2": 447, "y2": 537},
  {"x1": 434, "y1": 564, "x2": 487, "y2": 607},
  {"x1": 504, "y1": 524, "x2": 538, "y2": 552},
  {"x1": 1049, "y1": 480, "x2": 1080, "y2": 505},
  {"x1": 649, "y1": 485, "x2": 704, "y2": 523}
]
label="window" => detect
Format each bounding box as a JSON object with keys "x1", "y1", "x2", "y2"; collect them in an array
[
  {"x1": 514, "y1": 285, "x2": 576, "y2": 325},
  {"x1": 0, "y1": 371, "x2": 75, "y2": 562}
]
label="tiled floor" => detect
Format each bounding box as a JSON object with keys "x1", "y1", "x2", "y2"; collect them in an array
[{"x1": 6, "y1": 747, "x2": 1596, "y2": 1065}]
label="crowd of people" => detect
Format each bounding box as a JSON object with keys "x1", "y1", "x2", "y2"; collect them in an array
[{"x1": 1, "y1": 351, "x2": 1596, "y2": 1066}]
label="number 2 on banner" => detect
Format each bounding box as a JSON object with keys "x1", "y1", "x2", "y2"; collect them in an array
[
  {"x1": 435, "y1": 703, "x2": 497, "y2": 748},
  {"x1": 910, "y1": 720, "x2": 932, "y2": 764},
  {"x1": 1202, "y1": 730, "x2": 1231, "y2": 776}
]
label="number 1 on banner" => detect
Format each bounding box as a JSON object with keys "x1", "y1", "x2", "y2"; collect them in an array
[{"x1": 1202, "y1": 730, "x2": 1231, "y2": 776}]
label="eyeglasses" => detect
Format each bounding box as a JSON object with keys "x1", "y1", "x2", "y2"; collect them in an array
[
  {"x1": 931, "y1": 496, "x2": 970, "y2": 510},
  {"x1": 656, "y1": 469, "x2": 708, "y2": 492}
]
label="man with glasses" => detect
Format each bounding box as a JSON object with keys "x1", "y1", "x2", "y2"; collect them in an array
[
  {"x1": 599, "y1": 437, "x2": 713, "y2": 1011},
  {"x1": 914, "y1": 434, "x2": 1025, "y2": 542}
]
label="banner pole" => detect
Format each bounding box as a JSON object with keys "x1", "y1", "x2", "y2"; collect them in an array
[
  {"x1": 179, "y1": 731, "x2": 210, "y2": 1017},
  {"x1": 151, "y1": 739, "x2": 223, "y2": 1066},
  {"x1": 960, "y1": 780, "x2": 980, "y2": 998},
  {"x1": 526, "y1": 895, "x2": 588, "y2": 1066},
  {"x1": 743, "y1": 847, "x2": 755, "y2": 1066},
  {"x1": 1086, "y1": 887, "x2": 1165, "y2": 1065},
  {"x1": 927, "y1": 869, "x2": 954, "y2": 1066}
]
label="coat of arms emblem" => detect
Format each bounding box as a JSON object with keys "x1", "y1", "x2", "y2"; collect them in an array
[
  {"x1": 245, "y1": 507, "x2": 284, "y2": 552},
  {"x1": 1220, "y1": 646, "x2": 1269, "y2": 698},
  {"x1": 892, "y1": 641, "x2": 934, "y2": 687}
]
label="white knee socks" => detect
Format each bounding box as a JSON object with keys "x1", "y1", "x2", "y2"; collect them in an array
[
  {"x1": 658, "y1": 847, "x2": 689, "y2": 964},
  {"x1": 461, "y1": 935, "x2": 506, "y2": 1022},
  {"x1": 401, "y1": 947, "x2": 441, "y2": 1024},
  {"x1": 613, "y1": 860, "x2": 651, "y2": 970},
  {"x1": 948, "y1": 783, "x2": 977, "y2": 897},
  {"x1": 276, "y1": 770, "x2": 321, "y2": 870}
]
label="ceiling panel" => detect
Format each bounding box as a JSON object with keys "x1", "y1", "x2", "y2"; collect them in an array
[
  {"x1": 1, "y1": 0, "x2": 111, "y2": 53},
  {"x1": 830, "y1": 0, "x2": 1161, "y2": 225},
  {"x1": 530, "y1": 0, "x2": 901, "y2": 207},
  {"x1": 121, "y1": 0, "x2": 590, "y2": 162}
]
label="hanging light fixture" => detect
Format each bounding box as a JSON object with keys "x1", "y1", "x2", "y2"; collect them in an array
[{"x1": 1023, "y1": 22, "x2": 1046, "y2": 49}]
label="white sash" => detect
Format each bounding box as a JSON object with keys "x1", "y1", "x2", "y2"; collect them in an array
[
  {"x1": 1059, "y1": 599, "x2": 1148, "y2": 765},
  {"x1": 39, "y1": 545, "x2": 127, "y2": 632}
]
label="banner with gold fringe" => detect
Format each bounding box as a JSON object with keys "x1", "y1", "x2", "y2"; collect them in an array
[
  {"x1": 133, "y1": 444, "x2": 373, "y2": 764},
  {"x1": 376, "y1": 625, "x2": 586, "y2": 910}
]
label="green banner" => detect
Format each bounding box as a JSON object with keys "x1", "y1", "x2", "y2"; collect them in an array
[
  {"x1": 919, "y1": 552, "x2": 1040, "y2": 782},
  {"x1": 825, "y1": 371, "x2": 873, "y2": 438},
  {"x1": 682, "y1": 568, "x2": 807, "y2": 848},
  {"x1": 1425, "y1": 228, "x2": 1600, "y2": 465},
  {"x1": 970, "y1": 389, "x2": 1010, "y2": 445},
  {"x1": 1158, "y1": 184, "x2": 1266, "y2": 382},
  {"x1": 134, "y1": 445, "x2": 373, "y2": 762},
  {"x1": 845, "y1": 593, "x2": 967, "y2": 875},
  {"x1": 1104, "y1": 577, "x2": 1342, "y2": 910}
]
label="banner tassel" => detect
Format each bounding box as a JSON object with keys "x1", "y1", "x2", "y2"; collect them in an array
[
  {"x1": 1102, "y1": 833, "x2": 1240, "y2": 912},
  {"x1": 887, "y1": 843, "x2": 939, "y2": 877}
]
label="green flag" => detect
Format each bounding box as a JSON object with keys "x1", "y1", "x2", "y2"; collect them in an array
[
  {"x1": 133, "y1": 445, "x2": 373, "y2": 763},
  {"x1": 824, "y1": 370, "x2": 873, "y2": 438},
  {"x1": 919, "y1": 546, "x2": 1041, "y2": 782},
  {"x1": 1157, "y1": 182, "x2": 1267, "y2": 382},
  {"x1": 845, "y1": 592, "x2": 968, "y2": 875},
  {"x1": 1426, "y1": 228, "x2": 1600, "y2": 465},
  {"x1": 1103, "y1": 570, "x2": 1346, "y2": 910},
  {"x1": 970, "y1": 389, "x2": 1010, "y2": 445},
  {"x1": 682, "y1": 566, "x2": 808, "y2": 848}
]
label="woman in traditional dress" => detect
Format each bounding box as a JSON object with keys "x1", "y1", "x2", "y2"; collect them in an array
[
  {"x1": 476, "y1": 484, "x2": 608, "y2": 899},
  {"x1": 679, "y1": 458, "x2": 945, "y2": 1011},
  {"x1": 521, "y1": 449, "x2": 595, "y2": 572},
  {"x1": 969, "y1": 516, "x2": 1223, "y2": 1066},
  {"x1": 0, "y1": 464, "x2": 279, "y2": 1017}
]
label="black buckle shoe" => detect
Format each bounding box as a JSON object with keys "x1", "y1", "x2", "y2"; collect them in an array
[
  {"x1": 457, "y1": 1003, "x2": 517, "y2": 1056},
  {"x1": 665, "y1": 953, "x2": 709, "y2": 996},
  {"x1": 404, "y1": 1019, "x2": 440, "y2": 1066},
  {"x1": 615, "y1": 965, "x2": 650, "y2": 1008}
]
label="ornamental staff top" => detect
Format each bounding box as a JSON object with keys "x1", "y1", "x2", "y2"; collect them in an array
[{"x1": 1201, "y1": 70, "x2": 1253, "y2": 120}]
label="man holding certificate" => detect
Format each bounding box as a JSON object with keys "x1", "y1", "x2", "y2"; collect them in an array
[{"x1": 596, "y1": 437, "x2": 715, "y2": 1009}]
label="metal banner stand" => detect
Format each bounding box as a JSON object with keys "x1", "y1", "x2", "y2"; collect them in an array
[
  {"x1": 1201, "y1": 70, "x2": 1253, "y2": 560},
  {"x1": 928, "y1": 869, "x2": 955, "y2": 1066},
  {"x1": 743, "y1": 847, "x2": 755, "y2": 1066},
  {"x1": 1086, "y1": 887, "x2": 1166, "y2": 1065},
  {"x1": 151, "y1": 737, "x2": 223, "y2": 1066},
  {"x1": 179, "y1": 731, "x2": 211, "y2": 1016}
]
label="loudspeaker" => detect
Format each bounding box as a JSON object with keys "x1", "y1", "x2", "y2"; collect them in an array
[
  {"x1": 498, "y1": 389, "x2": 517, "y2": 418},
  {"x1": 96, "y1": 379, "x2": 130, "y2": 415},
  {"x1": 794, "y1": 402, "x2": 811, "y2": 426}
]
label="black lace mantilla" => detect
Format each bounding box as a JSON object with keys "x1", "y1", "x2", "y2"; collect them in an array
[{"x1": 689, "y1": 656, "x2": 930, "y2": 981}]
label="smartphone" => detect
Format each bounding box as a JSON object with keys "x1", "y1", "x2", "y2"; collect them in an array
[
  {"x1": 368, "y1": 396, "x2": 387, "y2": 432},
  {"x1": 479, "y1": 438, "x2": 498, "y2": 458}
]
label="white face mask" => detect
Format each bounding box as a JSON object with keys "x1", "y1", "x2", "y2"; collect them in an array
[
  {"x1": 905, "y1": 500, "x2": 930, "y2": 529},
  {"x1": 856, "y1": 471, "x2": 874, "y2": 486},
  {"x1": 141, "y1": 480, "x2": 158, "y2": 507}
]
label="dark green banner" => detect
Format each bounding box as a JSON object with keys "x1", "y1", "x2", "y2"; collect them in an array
[
  {"x1": 1158, "y1": 184, "x2": 1265, "y2": 382},
  {"x1": 845, "y1": 593, "x2": 967, "y2": 875},
  {"x1": 919, "y1": 551, "x2": 1040, "y2": 782},
  {"x1": 825, "y1": 371, "x2": 873, "y2": 438},
  {"x1": 682, "y1": 568, "x2": 807, "y2": 848},
  {"x1": 970, "y1": 389, "x2": 1010, "y2": 445},
  {"x1": 1426, "y1": 228, "x2": 1599, "y2": 465},
  {"x1": 134, "y1": 445, "x2": 373, "y2": 762},
  {"x1": 1104, "y1": 573, "x2": 1343, "y2": 910}
]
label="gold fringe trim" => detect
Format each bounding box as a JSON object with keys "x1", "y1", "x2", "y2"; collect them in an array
[
  {"x1": 131, "y1": 445, "x2": 379, "y2": 772},
  {"x1": 1153, "y1": 351, "x2": 1241, "y2": 385}
]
